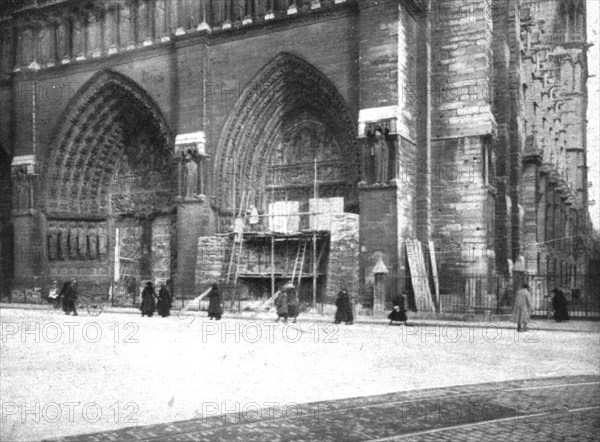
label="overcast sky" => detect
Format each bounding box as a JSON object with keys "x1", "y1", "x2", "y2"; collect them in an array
[{"x1": 588, "y1": 0, "x2": 599, "y2": 229}]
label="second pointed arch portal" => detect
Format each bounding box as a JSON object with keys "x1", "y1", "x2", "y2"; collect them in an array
[{"x1": 212, "y1": 53, "x2": 360, "y2": 224}]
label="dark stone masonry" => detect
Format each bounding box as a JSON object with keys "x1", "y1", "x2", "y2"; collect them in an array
[{"x1": 0, "y1": 0, "x2": 594, "y2": 313}]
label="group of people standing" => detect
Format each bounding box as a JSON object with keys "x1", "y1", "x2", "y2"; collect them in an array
[
  {"x1": 274, "y1": 285, "x2": 405, "y2": 326},
  {"x1": 512, "y1": 284, "x2": 571, "y2": 331},
  {"x1": 274, "y1": 283, "x2": 300, "y2": 323},
  {"x1": 140, "y1": 282, "x2": 172, "y2": 317}
]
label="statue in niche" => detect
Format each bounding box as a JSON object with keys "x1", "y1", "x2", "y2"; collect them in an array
[
  {"x1": 87, "y1": 12, "x2": 101, "y2": 56},
  {"x1": 69, "y1": 223, "x2": 78, "y2": 260},
  {"x1": 57, "y1": 22, "x2": 68, "y2": 60},
  {"x1": 369, "y1": 125, "x2": 389, "y2": 184},
  {"x1": 59, "y1": 225, "x2": 69, "y2": 261},
  {"x1": 72, "y1": 18, "x2": 84, "y2": 58},
  {"x1": 78, "y1": 223, "x2": 88, "y2": 259},
  {"x1": 88, "y1": 225, "x2": 98, "y2": 260},
  {"x1": 38, "y1": 26, "x2": 50, "y2": 65},
  {"x1": 98, "y1": 225, "x2": 108, "y2": 258},
  {"x1": 21, "y1": 28, "x2": 33, "y2": 67},
  {"x1": 47, "y1": 228, "x2": 58, "y2": 261},
  {"x1": 14, "y1": 168, "x2": 32, "y2": 212},
  {"x1": 183, "y1": 149, "x2": 198, "y2": 199}
]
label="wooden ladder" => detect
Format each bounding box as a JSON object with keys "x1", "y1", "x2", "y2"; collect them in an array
[
  {"x1": 227, "y1": 192, "x2": 250, "y2": 309},
  {"x1": 226, "y1": 192, "x2": 248, "y2": 284},
  {"x1": 293, "y1": 240, "x2": 308, "y2": 286}
]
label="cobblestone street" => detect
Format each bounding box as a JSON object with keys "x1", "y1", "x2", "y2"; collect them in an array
[
  {"x1": 45, "y1": 375, "x2": 600, "y2": 441},
  {"x1": 1, "y1": 308, "x2": 599, "y2": 441}
]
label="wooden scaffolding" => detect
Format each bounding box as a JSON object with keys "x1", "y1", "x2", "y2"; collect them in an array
[{"x1": 223, "y1": 159, "x2": 328, "y2": 311}]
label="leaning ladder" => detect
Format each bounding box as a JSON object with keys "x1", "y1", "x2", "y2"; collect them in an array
[
  {"x1": 226, "y1": 192, "x2": 247, "y2": 284},
  {"x1": 294, "y1": 240, "x2": 308, "y2": 286},
  {"x1": 229, "y1": 192, "x2": 250, "y2": 309}
]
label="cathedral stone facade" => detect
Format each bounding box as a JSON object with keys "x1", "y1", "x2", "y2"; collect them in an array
[{"x1": 0, "y1": 0, "x2": 592, "y2": 310}]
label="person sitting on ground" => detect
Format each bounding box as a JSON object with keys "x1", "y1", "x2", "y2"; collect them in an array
[{"x1": 388, "y1": 294, "x2": 407, "y2": 326}]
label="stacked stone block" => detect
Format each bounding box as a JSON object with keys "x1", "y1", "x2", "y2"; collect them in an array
[{"x1": 327, "y1": 213, "x2": 359, "y2": 304}]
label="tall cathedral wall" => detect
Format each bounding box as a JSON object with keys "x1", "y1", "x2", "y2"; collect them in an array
[
  {"x1": 0, "y1": 0, "x2": 592, "y2": 304},
  {"x1": 429, "y1": 0, "x2": 496, "y2": 281}
]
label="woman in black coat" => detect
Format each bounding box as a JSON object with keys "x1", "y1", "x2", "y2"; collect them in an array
[
  {"x1": 61, "y1": 280, "x2": 78, "y2": 316},
  {"x1": 140, "y1": 282, "x2": 156, "y2": 317},
  {"x1": 207, "y1": 283, "x2": 223, "y2": 320},
  {"x1": 334, "y1": 289, "x2": 353, "y2": 324},
  {"x1": 156, "y1": 283, "x2": 172, "y2": 317},
  {"x1": 552, "y1": 289, "x2": 570, "y2": 322},
  {"x1": 285, "y1": 283, "x2": 299, "y2": 323}
]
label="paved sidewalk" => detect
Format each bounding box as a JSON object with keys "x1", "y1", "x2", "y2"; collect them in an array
[
  {"x1": 2, "y1": 302, "x2": 598, "y2": 333},
  {"x1": 46, "y1": 375, "x2": 600, "y2": 442}
]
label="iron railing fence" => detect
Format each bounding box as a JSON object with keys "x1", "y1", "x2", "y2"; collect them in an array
[
  {"x1": 430, "y1": 272, "x2": 599, "y2": 319},
  {"x1": 4, "y1": 271, "x2": 598, "y2": 320}
]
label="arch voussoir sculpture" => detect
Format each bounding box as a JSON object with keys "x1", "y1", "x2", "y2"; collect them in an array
[{"x1": 212, "y1": 52, "x2": 360, "y2": 223}]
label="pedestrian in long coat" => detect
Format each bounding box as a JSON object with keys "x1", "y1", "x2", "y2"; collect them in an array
[
  {"x1": 552, "y1": 288, "x2": 570, "y2": 322},
  {"x1": 284, "y1": 284, "x2": 299, "y2": 323},
  {"x1": 512, "y1": 284, "x2": 533, "y2": 332},
  {"x1": 156, "y1": 283, "x2": 172, "y2": 317},
  {"x1": 60, "y1": 281, "x2": 70, "y2": 313},
  {"x1": 207, "y1": 283, "x2": 222, "y2": 320},
  {"x1": 335, "y1": 288, "x2": 353, "y2": 324},
  {"x1": 61, "y1": 280, "x2": 78, "y2": 316},
  {"x1": 140, "y1": 282, "x2": 156, "y2": 317},
  {"x1": 275, "y1": 289, "x2": 288, "y2": 322}
]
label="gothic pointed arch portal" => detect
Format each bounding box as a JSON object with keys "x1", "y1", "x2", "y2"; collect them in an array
[
  {"x1": 213, "y1": 53, "x2": 360, "y2": 227},
  {"x1": 42, "y1": 70, "x2": 177, "y2": 300}
]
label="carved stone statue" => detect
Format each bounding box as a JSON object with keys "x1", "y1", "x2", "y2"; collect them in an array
[
  {"x1": 98, "y1": 225, "x2": 108, "y2": 258},
  {"x1": 88, "y1": 225, "x2": 98, "y2": 260},
  {"x1": 47, "y1": 227, "x2": 58, "y2": 261},
  {"x1": 72, "y1": 17, "x2": 85, "y2": 58},
  {"x1": 57, "y1": 21, "x2": 69, "y2": 61},
  {"x1": 21, "y1": 28, "x2": 33, "y2": 67},
  {"x1": 371, "y1": 126, "x2": 389, "y2": 184},
  {"x1": 78, "y1": 223, "x2": 87, "y2": 259},
  {"x1": 69, "y1": 223, "x2": 78, "y2": 260},
  {"x1": 183, "y1": 149, "x2": 198, "y2": 199},
  {"x1": 59, "y1": 225, "x2": 69, "y2": 261},
  {"x1": 15, "y1": 169, "x2": 32, "y2": 212},
  {"x1": 38, "y1": 26, "x2": 51, "y2": 65}
]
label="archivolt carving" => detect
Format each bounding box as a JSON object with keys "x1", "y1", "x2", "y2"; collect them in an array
[
  {"x1": 43, "y1": 70, "x2": 175, "y2": 218},
  {"x1": 213, "y1": 52, "x2": 359, "y2": 214}
]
